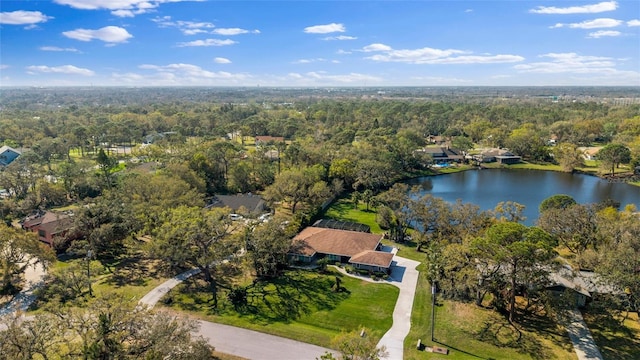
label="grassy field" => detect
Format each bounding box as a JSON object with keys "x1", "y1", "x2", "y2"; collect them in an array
[
  {"x1": 404, "y1": 272, "x2": 577, "y2": 360},
  {"x1": 324, "y1": 198, "x2": 579, "y2": 359},
  {"x1": 164, "y1": 269, "x2": 399, "y2": 348},
  {"x1": 583, "y1": 310, "x2": 640, "y2": 360},
  {"x1": 31, "y1": 256, "x2": 170, "y2": 311},
  {"x1": 324, "y1": 197, "x2": 383, "y2": 234}
]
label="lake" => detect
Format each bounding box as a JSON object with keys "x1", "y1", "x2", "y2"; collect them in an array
[{"x1": 405, "y1": 169, "x2": 640, "y2": 225}]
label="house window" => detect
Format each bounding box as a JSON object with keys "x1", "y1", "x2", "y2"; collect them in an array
[
  {"x1": 327, "y1": 254, "x2": 340, "y2": 262},
  {"x1": 38, "y1": 229, "x2": 46, "y2": 238}
]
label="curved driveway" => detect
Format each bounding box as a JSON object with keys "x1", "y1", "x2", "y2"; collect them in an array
[
  {"x1": 140, "y1": 252, "x2": 420, "y2": 360},
  {"x1": 333, "y1": 253, "x2": 420, "y2": 360},
  {"x1": 139, "y1": 268, "x2": 337, "y2": 360},
  {"x1": 377, "y1": 255, "x2": 420, "y2": 359}
]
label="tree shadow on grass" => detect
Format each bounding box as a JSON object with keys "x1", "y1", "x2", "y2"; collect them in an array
[
  {"x1": 100, "y1": 255, "x2": 163, "y2": 288},
  {"x1": 583, "y1": 310, "x2": 640, "y2": 360},
  {"x1": 237, "y1": 271, "x2": 350, "y2": 324},
  {"x1": 475, "y1": 308, "x2": 577, "y2": 360},
  {"x1": 172, "y1": 270, "x2": 352, "y2": 325}
]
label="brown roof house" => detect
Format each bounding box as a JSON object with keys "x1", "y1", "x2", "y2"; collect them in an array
[
  {"x1": 290, "y1": 227, "x2": 394, "y2": 274},
  {"x1": 254, "y1": 136, "x2": 285, "y2": 145},
  {"x1": 21, "y1": 210, "x2": 74, "y2": 247}
]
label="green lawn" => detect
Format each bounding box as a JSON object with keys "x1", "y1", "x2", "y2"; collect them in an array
[
  {"x1": 324, "y1": 197, "x2": 383, "y2": 234},
  {"x1": 31, "y1": 256, "x2": 169, "y2": 310},
  {"x1": 404, "y1": 272, "x2": 577, "y2": 360},
  {"x1": 583, "y1": 310, "x2": 640, "y2": 360},
  {"x1": 164, "y1": 269, "x2": 399, "y2": 348},
  {"x1": 322, "y1": 195, "x2": 577, "y2": 359}
]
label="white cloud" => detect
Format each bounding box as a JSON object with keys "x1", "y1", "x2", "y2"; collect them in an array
[
  {"x1": 0, "y1": 10, "x2": 52, "y2": 25},
  {"x1": 212, "y1": 28, "x2": 259, "y2": 35},
  {"x1": 293, "y1": 58, "x2": 334, "y2": 64},
  {"x1": 628, "y1": 19, "x2": 640, "y2": 27},
  {"x1": 551, "y1": 18, "x2": 623, "y2": 29},
  {"x1": 587, "y1": 30, "x2": 622, "y2": 38},
  {"x1": 112, "y1": 62, "x2": 250, "y2": 85},
  {"x1": 40, "y1": 46, "x2": 81, "y2": 53},
  {"x1": 362, "y1": 43, "x2": 524, "y2": 64},
  {"x1": 411, "y1": 76, "x2": 473, "y2": 84},
  {"x1": 322, "y1": 35, "x2": 357, "y2": 41},
  {"x1": 362, "y1": 43, "x2": 392, "y2": 52},
  {"x1": 285, "y1": 71, "x2": 381, "y2": 84},
  {"x1": 304, "y1": 23, "x2": 345, "y2": 34},
  {"x1": 177, "y1": 39, "x2": 236, "y2": 47},
  {"x1": 0, "y1": 65, "x2": 10, "y2": 70},
  {"x1": 515, "y1": 53, "x2": 619, "y2": 74},
  {"x1": 214, "y1": 57, "x2": 231, "y2": 64},
  {"x1": 54, "y1": 0, "x2": 199, "y2": 17},
  {"x1": 530, "y1": 1, "x2": 617, "y2": 14},
  {"x1": 465, "y1": 9, "x2": 473, "y2": 13},
  {"x1": 63, "y1": 26, "x2": 133, "y2": 43},
  {"x1": 152, "y1": 16, "x2": 260, "y2": 36},
  {"x1": 152, "y1": 16, "x2": 215, "y2": 34},
  {"x1": 26, "y1": 65, "x2": 95, "y2": 76},
  {"x1": 337, "y1": 49, "x2": 352, "y2": 55}
]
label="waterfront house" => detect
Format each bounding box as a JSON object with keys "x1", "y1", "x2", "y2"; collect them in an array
[{"x1": 290, "y1": 227, "x2": 394, "y2": 273}]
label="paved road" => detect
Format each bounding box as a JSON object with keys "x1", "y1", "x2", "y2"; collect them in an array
[
  {"x1": 565, "y1": 309, "x2": 603, "y2": 360},
  {"x1": 0, "y1": 260, "x2": 46, "y2": 317},
  {"x1": 197, "y1": 321, "x2": 336, "y2": 360},
  {"x1": 138, "y1": 268, "x2": 201, "y2": 308}
]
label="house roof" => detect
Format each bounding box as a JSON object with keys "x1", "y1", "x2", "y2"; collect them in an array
[
  {"x1": 22, "y1": 211, "x2": 73, "y2": 234},
  {"x1": 349, "y1": 250, "x2": 394, "y2": 268},
  {"x1": 0, "y1": 145, "x2": 21, "y2": 155},
  {"x1": 291, "y1": 227, "x2": 383, "y2": 258},
  {"x1": 481, "y1": 148, "x2": 515, "y2": 157},
  {"x1": 419, "y1": 147, "x2": 464, "y2": 160},
  {"x1": 547, "y1": 266, "x2": 621, "y2": 297},
  {"x1": 420, "y1": 147, "x2": 446, "y2": 157},
  {"x1": 207, "y1": 194, "x2": 265, "y2": 213},
  {"x1": 313, "y1": 219, "x2": 371, "y2": 233},
  {"x1": 255, "y1": 136, "x2": 284, "y2": 143},
  {"x1": 0, "y1": 145, "x2": 21, "y2": 166}
]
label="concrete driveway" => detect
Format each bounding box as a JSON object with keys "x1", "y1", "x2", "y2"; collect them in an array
[{"x1": 377, "y1": 255, "x2": 420, "y2": 360}]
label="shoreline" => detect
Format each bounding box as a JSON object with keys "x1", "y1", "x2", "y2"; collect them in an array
[{"x1": 412, "y1": 162, "x2": 640, "y2": 188}]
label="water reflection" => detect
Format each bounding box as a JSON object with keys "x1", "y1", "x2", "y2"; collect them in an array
[{"x1": 405, "y1": 169, "x2": 640, "y2": 225}]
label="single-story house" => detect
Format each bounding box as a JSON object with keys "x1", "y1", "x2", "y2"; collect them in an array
[
  {"x1": 427, "y1": 135, "x2": 449, "y2": 146},
  {"x1": 0, "y1": 145, "x2": 21, "y2": 167},
  {"x1": 475, "y1": 148, "x2": 521, "y2": 164},
  {"x1": 417, "y1": 147, "x2": 464, "y2": 164},
  {"x1": 21, "y1": 210, "x2": 74, "y2": 247},
  {"x1": 207, "y1": 193, "x2": 266, "y2": 214},
  {"x1": 290, "y1": 227, "x2": 394, "y2": 274},
  {"x1": 579, "y1": 147, "x2": 602, "y2": 161},
  {"x1": 547, "y1": 266, "x2": 619, "y2": 308},
  {"x1": 254, "y1": 136, "x2": 284, "y2": 145}
]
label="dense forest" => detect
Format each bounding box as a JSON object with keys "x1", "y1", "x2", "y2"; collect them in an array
[{"x1": 0, "y1": 87, "x2": 639, "y2": 359}]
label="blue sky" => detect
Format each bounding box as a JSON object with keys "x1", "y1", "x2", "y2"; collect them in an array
[{"x1": 1, "y1": 0, "x2": 639, "y2": 86}]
